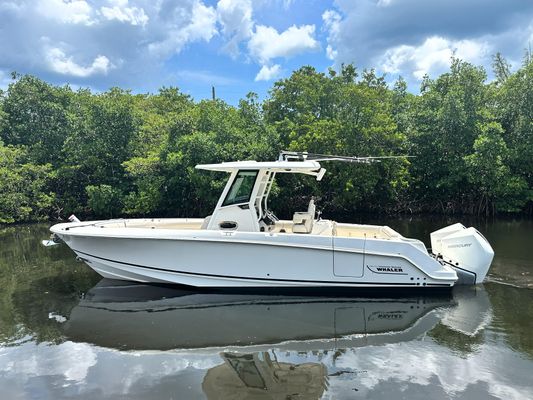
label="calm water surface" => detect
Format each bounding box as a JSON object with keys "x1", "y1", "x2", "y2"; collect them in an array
[{"x1": 0, "y1": 217, "x2": 532, "y2": 399}]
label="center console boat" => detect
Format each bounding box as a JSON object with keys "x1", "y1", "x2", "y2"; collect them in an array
[{"x1": 50, "y1": 151, "x2": 494, "y2": 289}]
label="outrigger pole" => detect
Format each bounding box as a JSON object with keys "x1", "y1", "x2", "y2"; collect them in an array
[{"x1": 279, "y1": 150, "x2": 413, "y2": 163}]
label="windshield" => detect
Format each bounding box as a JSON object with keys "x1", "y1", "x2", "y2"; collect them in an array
[{"x1": 222, "y1": 170, "x2": 258, "y2": 206}]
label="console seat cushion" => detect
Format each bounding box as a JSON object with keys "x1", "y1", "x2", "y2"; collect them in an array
[{"x1": 292, "y1": 200, "x2": 316, "y2": 234}]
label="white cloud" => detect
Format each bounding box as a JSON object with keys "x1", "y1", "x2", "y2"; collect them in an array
[
  {"x1": 217, "y1": 1, "x2": 318, "y2": 82},
  {"x1": 322, "y1": 9, "x2": 341, "y2": 38},
  {"x1": 322, "y1": 1, "x2": 533, "y2": 89},
  {"x1": 380, "y1": 36, "x2": 490, "y2": 79},
  {"x1": 248, "y1": 24, "x2": 319, "y2": 64},
  {"x1": 216, "y1": 0, "x2": 253, "y2": 57},
  {"x1": 36, "y1": 0, "x2": 94, "y2": 25},
  {"x1": 100, "y1": 0, "x2": 148, "y2": 27},
  {"x1": 183, "y1": 1, "x2": 218, "y2": 42},
  {"x1": 0, "y1": 0, "x2": 221, "y2": 85},
  {"x1": 326, "y1": 45, "x2": 337, "y2": 60},
  {"x1": 46, "y1": 47, "x2": 113, "y2": 77},
  {"x1": 322, "y1": 10, "x2": 341, "y2": 60},
  {"x1": 255, "y1": 64, "x2": 281, "y2": 81},
  {"x1": 148, "y1": 0, "x2": 217, "y2": 57}
]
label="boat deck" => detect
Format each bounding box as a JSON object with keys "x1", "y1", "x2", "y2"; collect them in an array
[{"x1": 90, "y1": 218, "x2": 405, "y2": 240}]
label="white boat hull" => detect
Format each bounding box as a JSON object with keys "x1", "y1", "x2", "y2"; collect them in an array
[{"x1": 51, "y1": 219, "x2": 459, "y2": 289}]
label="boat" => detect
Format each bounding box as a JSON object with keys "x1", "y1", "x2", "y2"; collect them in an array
[{"x1": 49, "y1": 151, "x2": 494, "y2": 288}]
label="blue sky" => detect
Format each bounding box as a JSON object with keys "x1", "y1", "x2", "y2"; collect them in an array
[{"x1": 1, "y1": 0, "x2": 532, "y2": 104}]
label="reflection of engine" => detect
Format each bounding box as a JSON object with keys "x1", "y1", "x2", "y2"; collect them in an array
[
  {"x1": 431, "y1": 223, "x2": 494, "y2": 284},
  {"x1": 202, "y1": 352, "x2": 327, "y2": 400}
]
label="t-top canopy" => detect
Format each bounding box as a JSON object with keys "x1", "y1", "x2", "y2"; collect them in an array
[{"x1": 196, "y1": 160, "x2": 326, "y2": 180}]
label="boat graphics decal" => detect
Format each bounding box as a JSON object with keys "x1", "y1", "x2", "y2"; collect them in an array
[{"x1": 366, "y1": 265, "x2": 407, "y2": 275}]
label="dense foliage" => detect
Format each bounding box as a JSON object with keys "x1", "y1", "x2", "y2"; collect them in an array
[{"x1": 0, "y1": 58, "x2": 532, "y2": 223}]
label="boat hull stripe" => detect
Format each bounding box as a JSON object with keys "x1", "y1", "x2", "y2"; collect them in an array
[{"x1": 73, "y1": 249, "x2": 451, "y2": 287}]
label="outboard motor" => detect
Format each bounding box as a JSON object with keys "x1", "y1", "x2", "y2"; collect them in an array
[{"x1": 430, "y1": 223, "x2": 494, "y2": 285}]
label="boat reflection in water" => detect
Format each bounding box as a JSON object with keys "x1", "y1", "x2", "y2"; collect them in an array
[
  {"x1": 203, "y1": 352, "x2": 328, "y2": 400},
  {"x1": 63, "y1": 279, "x2": 491, "y2": 352},
  {"x1": 62, "y1": 280, "x2": 492, "y2": 399}
]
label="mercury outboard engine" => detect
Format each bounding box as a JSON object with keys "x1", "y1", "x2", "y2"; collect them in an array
[{"x1": 430, "y1": 223, "x2": 494, "y2": 285}]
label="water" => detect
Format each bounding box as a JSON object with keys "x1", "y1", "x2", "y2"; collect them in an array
[{"x1": 0, "y1": 218, "x2": 532, "y2": 399}]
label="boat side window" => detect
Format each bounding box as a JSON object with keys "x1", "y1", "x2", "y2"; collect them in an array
[{"x1": 222, "y1": 170, "x2": 258, "y2": 206}]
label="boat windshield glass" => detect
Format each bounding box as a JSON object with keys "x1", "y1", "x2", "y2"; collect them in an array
[{"x1": 222, "y1": 170, "x2": 258, "y2": 206}]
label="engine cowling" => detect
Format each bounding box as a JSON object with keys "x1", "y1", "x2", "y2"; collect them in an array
[{"x1": 431, "y1": 223, "x2": 494, "y2": 285}]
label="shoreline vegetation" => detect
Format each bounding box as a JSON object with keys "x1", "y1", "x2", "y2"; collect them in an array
[{"x1": 0, "y1": 57, "x2": 532, "y2": 224}]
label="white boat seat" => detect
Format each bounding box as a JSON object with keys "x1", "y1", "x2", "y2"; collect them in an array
[{"x1": 292, "y1": 199, "x2": 315, "y2": 234}]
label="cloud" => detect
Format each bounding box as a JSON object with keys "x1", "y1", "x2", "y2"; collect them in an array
[
  {"x1": 45, "y1": 47, "x2": 113, "y2": 77},
  {"x1": 100, "y1": 0, "x2": 149, "y2": 27},
  {"x1": 0, "y1": 0, "x2": 221, "y2": 90},
  {"x1": 216, "y1": 0, "x2": 253, "y2": 57},
  {"x1": 323, "y1": 0, "x2": 533, "y2": 86},
  {"x1": 214, "y1": 1, "x2": 321, "y2": 81},
  {"x1": 322, "y1": 9, "x2": 341, "y2": 40},
  {"x1": 255, "y1": 64, "x2": 281, "y2": 81},
  {"x1": 248, "y1": 24, "x2": 319, "y2": 64},
  {"x1": 216, "y1": 1, "x2": 319, "y2": 78},
  {"x1": 0, "y1": 0, "x2": 322, "y2": 94},
  {"x1": 147, "y1": 1, "x2": 218, "y2": 57},
  {"x1": 3, "y1": 0, "x2": 529, "y2": 99},
  {"x1": 36, "y1": 0, "x2": 94, "y2": 25},
  {"x1": 322, "y1": 10, "x2": 341, "y2": 60},
  {"x1": 380, "y1": 36, "x2": 490, "y2": 79},
  {"x1": 181, "y1": 1, "x2": 218, "y2": 43}
]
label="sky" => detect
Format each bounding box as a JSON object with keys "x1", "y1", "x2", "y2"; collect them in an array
[{"x1": 1, "y1": 0, "x2": 532, "y2": 104}]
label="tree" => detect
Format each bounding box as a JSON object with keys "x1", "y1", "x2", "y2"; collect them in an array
[
  {"x1": 86, "y1": 184, "x2": 123, "y2": 218},
  {"x1": 59, "y1": 87, "x2": 137, "y2": 213},
  {"x1": 0, "y1": 75, "x2": 72, "y2": 166},
  {"x1": 124, "y1": 96, "x2": 278, "y2": 218},
  {"x1": 464, "y1": 122, "x2": 528, "y2": 214},
  {"x1": 0, "y1": 143, "x2": 54, "y2": 223},
  {"x1": 492, "y1": 52, "x2": 511, "y2": 84},
  {"x1": 0, "y1": 65, "x2": 531, "y2": 224},
  {"x1": 408, "y1": 58, "x2": 490, "y2": 213},
  {"x1": 264, "y1": 65, "x2": 409, "y2": 217},
  {"x1": 494, "y1": 57, "x2": 533, "y2": 213}
]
